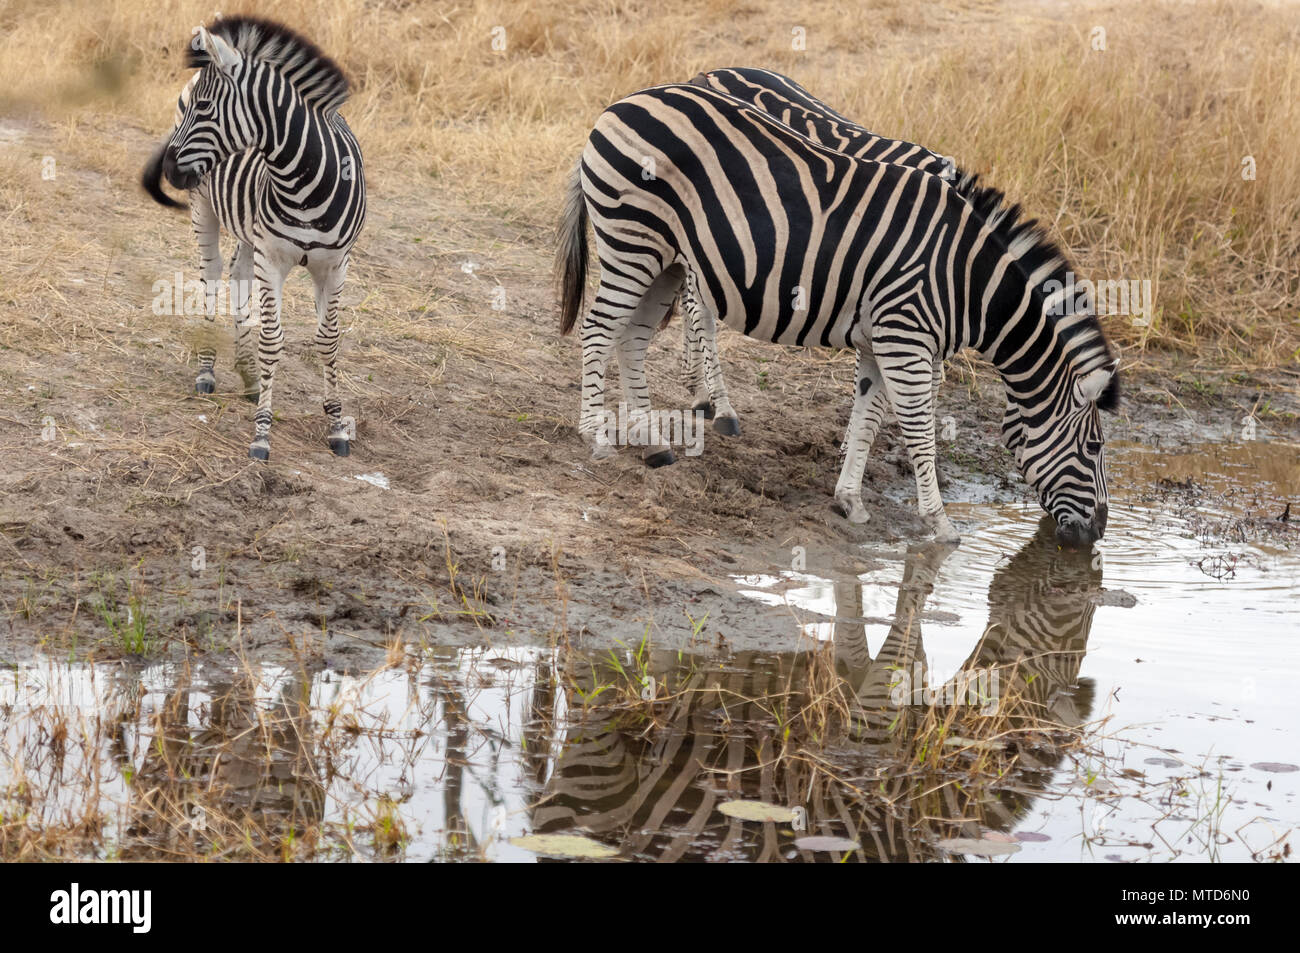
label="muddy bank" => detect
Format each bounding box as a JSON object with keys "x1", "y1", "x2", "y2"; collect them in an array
[{"x1": 1, "y1": 117, "x2": 1297, "y2": 674}]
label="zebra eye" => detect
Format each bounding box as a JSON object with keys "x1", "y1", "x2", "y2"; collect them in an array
[
  {"x1": 1085, "y1": 440, "x2": 1102, "y2": 455},
  {"x1": 194, "y1": 98, "x2": 213, "y2": 112}
]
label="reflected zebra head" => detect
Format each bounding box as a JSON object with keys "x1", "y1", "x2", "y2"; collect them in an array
[
  {"x1": 161, "y1": 27, "x2": 252, "y2": 191},
  {"x1": 1009, "y1": 361, "x2": 1119, "y2": 548}
]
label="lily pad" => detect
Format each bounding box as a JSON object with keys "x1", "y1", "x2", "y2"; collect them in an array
[
  {"x1": 1143, "y1": 757, "x2": 1181, "y2": 768},
  {"x1": 1250, "y1": 762, "x2": 1299, "y2": 773},
  {"x1": 509, "y1": 834, "x2": 619, "y2": 859},
  {"x1": 936, "y1": 837, "x2": 1022, "y2": 857},
  {"x1": 1014, "y1": 831, "x2": 1051, "y2": 843},
  {"x1": 717, "y1": 800, "x2": 796, "y2": 823},
  {"x1": 794, "y1": 835, "x2": 860, "y2": 852}
]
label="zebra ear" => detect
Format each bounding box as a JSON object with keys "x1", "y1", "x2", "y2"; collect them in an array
[
  {"x1": 1073, "y1": 365, "x2": 1114, "y2": 406},
  {"x1": 200, "y1": 27, "x2": 241, "y2": 74}
]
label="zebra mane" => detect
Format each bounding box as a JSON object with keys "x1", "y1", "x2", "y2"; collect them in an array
[
  {"x1": 185, "y1": 16, "x2": 351, "y2": 115},
  {"x1": 951, "y1": 172, "x2": 1120, "y2": 411}
]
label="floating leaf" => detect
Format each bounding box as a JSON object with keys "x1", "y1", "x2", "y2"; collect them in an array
[
  {"x1": 1014, "y1": 831, "x2": 1051, "y2": 843},
  {"x1": 936, "y1": 837, "x2": 1021, "y2": 857},
  {"x1": 509, "y1": 834, "x2": 619, "y2": 859},
  {"x1": 981, "y1": 830, "x2": 1018, "y2": 843},
  {"x1": 794, "y1": 835, "x2": 860, "y2": 852},
  {"x1": 1088, "y1": 589, "x2": 1137, "y2": 608},
  {"x1": 943, "y1": 736, "x2": 1006, "y2": 750},
  {"x1": 1250, "y1": 762, "x2": 1299, "y2": 773},
  {"x1": 717, "y1": 800, "x2": 795, "y2": 822},
  {"x1": 1143, "y1": 757, "x2": 1180, "y2": 768}
]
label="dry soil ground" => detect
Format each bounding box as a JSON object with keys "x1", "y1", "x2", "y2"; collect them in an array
[{"x1": 1, "y1": 2, "x2": 1297, "y2": 672}]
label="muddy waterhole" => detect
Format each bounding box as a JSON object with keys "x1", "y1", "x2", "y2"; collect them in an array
[{"x1": 2, "y1": 440, "x2": 1296, "y2": 862}]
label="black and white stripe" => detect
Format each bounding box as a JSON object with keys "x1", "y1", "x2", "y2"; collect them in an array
[
  {"x1": 671, "y1": 68, "x2": 958, "y2": 437},
  {"x1": 556, "y1": 83, "x2": 1119, "y2": 544},
  {"x1": 142, "y1": 16, "x2": 366, "y2": 461}
]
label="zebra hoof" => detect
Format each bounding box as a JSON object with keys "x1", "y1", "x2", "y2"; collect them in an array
[
  {"x1": 328, "y1": 435, "x2": 351, "y2": 457},
  {"x1": 832, "y1": 493, "x2": 870, "y2": 524},
  {"x1": 645, "y1": 449, "x2": 677, "y2": 469},
  {"x1": 248, "y1": 440, "x2": 270, "y2": 462},
  {"x1": 712, "y1": 416, "x2": 741, "y2": 437},
  {"x1": 195, "y1": 373, "x2": 216, "y2": 395},
  {"x1": 692, "y1": 401, "x2": 716, "y2": 421}
]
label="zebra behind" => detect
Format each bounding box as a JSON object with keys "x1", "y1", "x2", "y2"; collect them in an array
[
  {"x1": 669, "y1": 67, "x2": 960, "y2": 438},
  {"x1": 142, "y1": 16, "x2": 366, "y2": 461},
  {"x1": 556, "y1": 83, "x2": 1118, "y2": 545}
]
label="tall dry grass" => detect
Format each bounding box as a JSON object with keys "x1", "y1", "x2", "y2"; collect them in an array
[{"x1": 0, "y1": 0, "x2": 1297, "y2": 364}]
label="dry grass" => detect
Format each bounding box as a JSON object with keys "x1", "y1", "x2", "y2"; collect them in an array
[{"x1": 2, "y1": 0, "x2": 1296, "y2": 363}]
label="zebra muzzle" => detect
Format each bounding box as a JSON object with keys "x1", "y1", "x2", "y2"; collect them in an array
[{"x1": 161, "y1": 147, "x2": 202, "y2": 191}]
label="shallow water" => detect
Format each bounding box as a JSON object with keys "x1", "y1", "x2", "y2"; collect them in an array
[{"x1": 1, "y1": 441, "x2": 1296, "y2": 862}]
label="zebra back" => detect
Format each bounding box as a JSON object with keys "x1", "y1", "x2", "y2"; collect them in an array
[{"x1": 692, "y1": 67, "x2": 958, "y2": 181}]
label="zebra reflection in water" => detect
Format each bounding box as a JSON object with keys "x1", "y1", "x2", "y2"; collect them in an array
[
  {"x1": 528, "y1": 520, "x2": 1101, "y2": 861},
  {"x1": 112, "y1": 667, "x2": 325, "y2": 859}
]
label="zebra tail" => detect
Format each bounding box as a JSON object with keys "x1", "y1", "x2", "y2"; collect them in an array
[
  {"x1": 141, "y1": 143, "x2": 186, "y2": 209},
  {"x1": 556, "y1": 160, "x2": 588, "y2": 336}
]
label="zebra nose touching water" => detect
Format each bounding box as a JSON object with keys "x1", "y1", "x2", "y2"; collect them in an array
[
  {"x1": 556, "y1": 82, "x2": 1120, "y2": 547},
  {"x1": 142, "y1": 16, "x2": 366, "y2": 462}
]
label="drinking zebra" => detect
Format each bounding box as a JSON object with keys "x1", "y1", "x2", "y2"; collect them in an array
[
  {"x1": 556, "y1": 83, "x2": 1118, "y2": 545},
  {"x1": 142, "y1": 16, "x2": 366, "y2": 461},
  {"x1": 669, "y1": 67, "x2": 960, "y2": 438}
]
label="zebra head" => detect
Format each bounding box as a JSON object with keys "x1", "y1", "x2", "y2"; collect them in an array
[
  {"x1": 161, "y1": 27, "x2": 252, "y2": 191},
  {"x1": 1011, "y1": 361, "x2": 1118, "y2": 548}
]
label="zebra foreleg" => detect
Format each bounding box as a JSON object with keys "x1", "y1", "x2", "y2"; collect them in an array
[
  {"x1": 312, "y1": 258, "x2": 351, "y2": 457},
  {"x1": 191, "y1": 194, "x2": 222, "y2": 395},
  {"x1": 833, "y1": 349, "x2": 888, "y2": 523},
  {"x1": 230, "y1": 242, "x2": 258, "y2": 401},
  {"x1": 876, "y1": 348, "x2": 960, "y2": 543},
  {"x1": 247, "y1": 248, "x2": 291, "y2": 462}
]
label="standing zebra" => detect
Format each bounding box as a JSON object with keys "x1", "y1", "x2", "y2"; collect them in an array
[
  {"x1": 143, "y1": 17, "x2": 366, "y2": 460},
  {"x1": 556, "y1": 83, "x2": 1118, "y2": 545},
  {"x1": 142, "y1": 70, "x2": 261, "y2": 399},
  {"x1": 669, "y1": 67, "x2": 959, "y2": 437}
]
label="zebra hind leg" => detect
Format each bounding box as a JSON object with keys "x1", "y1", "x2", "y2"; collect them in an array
[
  {"x1": 578, "y1": 305, "x2": 619, "y2": 461},
  {"x1": 618, "y1": 264, "x2": 686, "y2": 467},
  {"x1": 833, "y1": 348, "x2": 888, "y2": 523},
  {"x1": 311, "y1": 259, "x2": 352, "y2": 457},
  {"x1": 697, "y1": 307, "x2": 739, "y2": 437},
  {"x1": 680, "y1": 281, "x2": 712, "y2": 419},
  {"x1": 682, "y1": 271, "x2": 740, "y2": 436}
]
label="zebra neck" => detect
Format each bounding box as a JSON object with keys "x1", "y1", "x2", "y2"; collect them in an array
[
  {"x1": 256, "y1": 95, "x2": 347, "y2": 214},
  {"x1": 967, "y1": 243, "x2": 1105, "y2": 408}
]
